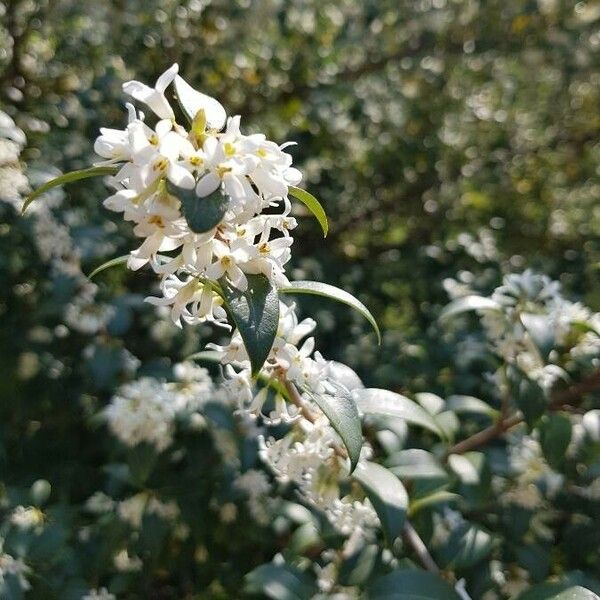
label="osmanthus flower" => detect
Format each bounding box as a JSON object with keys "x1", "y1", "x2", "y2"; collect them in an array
[
  {"x1": 32, "y1": 64, "x2": 389, "y2": 553},
  {"x1": 122, "y1": 63, "x2": 179, "y2": 121},
  {"x1": 146, "y1": 274, "x2": 228, "y2": 329}
]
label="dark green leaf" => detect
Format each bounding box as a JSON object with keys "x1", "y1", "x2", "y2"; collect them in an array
[
  {"x1": 280, "y1": 280, "x2": 381, "y2": 343},
  {"x1": 437, "y1": 522, "x2": 494, "y2": 569},
  {"x1": 338, "y1": 544, "x2": 379, "y2": 587},
  {"x1": 518, "y1": 585, "x2": 600, "y2": 600},
  {"x1": 353, "y1": 461, "x2": 408, "y2": 543},
  {"x1": 167, "y1": 180, "x2": 227, "y2": 233},
  {"x1": 88, "y1": 254, "x2": 129, "y2": 279},
  {"x1": 386, "y1": 449, "x2": 448, "y2": 480},
  {"x1": 539, "y1": 413, "x2": 572, "y2": 471},
  {"x1": 352, "y1": 389, "x2": 444, "y2": 438},
  {"x1": 368, "y1": 569, "x2": 463, "y2": 600},
  {"x1": 22, "y1": 166, "x2": 118, "y2": 213},
  {"x1": 288, "y1": 186, "x2": 329, "y2": 236},
  {"x1": 220, "y1": 274, "x2": 279, "y2": 376},
  {"x1": 508, "y1": 365, "x2": 547, "y2": 428},
  {"x1": 304, "y1": 382, "x2": 362, "y2": 472},
  {"x1": 244, "y1": 563, "x2": 318, "y2": 600}
]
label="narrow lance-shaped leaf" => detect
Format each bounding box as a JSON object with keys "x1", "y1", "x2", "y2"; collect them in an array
[
  {"x1": 440, "y1": 295, "x2": 502, "y2": 322},
  {"x1": 88, "y1": 254, "x2": 129, "y2": 280},
  {"x1": 304, "y1": 382, "x2": 362, "y2": 472},
  {"x1": 288, "y1": 186, "x2": 329, "y2": 237},
  {"x1": 352, "y1": 388, "x2": 444, "y2": 438},
  {"x1": 353, "y1": 461, "x2": 408, "y2": 543},
  {"x1": 220, "y1": 274, "x2": 279, "y2": 376},
  {"x1": 280, "y1": 280, "x2": 381, "y2": 343},
  {"x1": 166, "y1": 180, "x2": 228, "y2": 233},
  {"x1": 22, "y1": 166, "x2": 119, "y2": 213}
]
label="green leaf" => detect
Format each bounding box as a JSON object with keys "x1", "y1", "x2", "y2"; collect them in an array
[
  {"x1": 368, "y1": 569, "x2": 463, "y2": 600},
  {"x1": 22, "y1": 166, "x2": 118, "y2": 213},
  {"x1": 353, "y1": 461, "x2": 408, "y2": 543},
  {"x1": 440, "y1": 295, "x2": 502, "y2": 322},
  {"x1": 539, "y1": 413, "x2": 572, "y2": 471},
  {"x1": 166, "y1": 180, "x2": 227, "y2": 233},
  {"x1": 88, "y1": 254, "x2": 129, "y2": 279},
  {"x1": 304, "y1": 382, "x2": 362, "y2": 472},
  {"x1": 446, "y1": 395, "x2": 498, "y2": 418},
  {"x1": 288, "y1": 186, "x2": 329, "y2": 236},
  {"x1": 521, "y1": 312, "x2": 556, "y2": 361},
  {"x1": 448, "y1": 453, "x2": 481, "y2": 485},
  {"x1": 518, "y1": 585, "x2": 600, "y2": 600},
  {"x1": 220, "y1": 274, "x2": 279, "y2": 376},
  {"x1": 437, "y1": 522, "x2": 494, "y2": 569},
  {"x1": 386, "y1": 449, "x2": 448, "y2": 480},
  {"x1": 352, "y1": 388, "x2": 444, "y2": 438},
  {"x1": 338, "y1": 544, "x2": 379, "y2": 587},
  {"x1": 508, "y1": 365, "x2": 547, "y2": 428},
  {"x1": 280, "y1": 280, "x2": 381, "y2": 343},
  {"x1": 244, "y1": 563, "x2": 318, "y2": 600},
  {"x1": 409, "y1": 490, "x2": 459, "y2": 517}
]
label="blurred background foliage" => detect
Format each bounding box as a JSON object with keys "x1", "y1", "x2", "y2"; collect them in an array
[
  {"x1": 3, "y1": 0, "x2": 599, "y2": 390},
  {"x1": 1, "y1": 0, "x2": 599, "y2": 598}
]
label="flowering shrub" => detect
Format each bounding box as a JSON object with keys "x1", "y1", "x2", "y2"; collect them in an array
[{"x1": 2, "y1": 61, "x2": 600, "y2": 600}]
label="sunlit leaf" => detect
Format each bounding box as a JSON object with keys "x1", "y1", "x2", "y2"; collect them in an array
[
  {"x1": 353, "y1": 461, "x2": 408, "y2": 543},
  {"x1": 440, "y1": 295, "x2": 502, "y2": 322},
  {"x1": 352, "y1": 388, "x2": 444, "y2": 438},
  {"x1": 288, "y1": 186, "x2": 328, "y2": 237},
  {"x1": 88, "y1": 254, "x2": 129, "y2": 279},
  {"x1": 22, "y1": 166, "x2": 118, "y2": 213},
  {"x1": 304, "y1": 382, "x2": 362, "y2": 472},
  {"x1": 280, "y1": 280, "x2": 381, "y2": 343}
]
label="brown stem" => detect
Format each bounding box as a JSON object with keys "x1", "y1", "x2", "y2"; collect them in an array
[
  {"x1": 401, "y1": 522, "x2": 440, "y2": 574},
  {"x1": 446, "y1": 368, "x2": 600, "y2": 457}
]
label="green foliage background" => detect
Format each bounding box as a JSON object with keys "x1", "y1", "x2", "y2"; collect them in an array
[{"x1": 1, "y1": 1, "x2": 599, "y2": 598}]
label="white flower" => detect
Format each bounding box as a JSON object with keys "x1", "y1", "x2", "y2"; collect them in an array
[
  {"x1": 0, "y1": 553, "x2": 31, "y2": 591},
  {"x1": 82, "y1": 588, "x2": 116, "y2": 600},
  {"x1": 123, "y1": 63, "x2": 179, "y2": 120},
  {"x1": 146, "y1": 275, "x2": 228, "y2": 328},
  {"x1": 10, "y1": 506, "x2": 44, "y2": 529},
  {"x1": 174, "y1": 73, "x2": 227, "y2": 130},
  {"x1": 205, "y1": 238, "x2": 253, "y2": 291},
  {"x1": 105, "y1": 378, "x2": 176, "y2": 451}
]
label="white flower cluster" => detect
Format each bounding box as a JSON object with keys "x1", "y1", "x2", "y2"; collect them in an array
[
  {"x1": 0, "y1": 111, "x2": 29, "y2": 209},
  {"x1": 94, "y1": 66, "x2": 379, "y2": 545},
  {"x1": 0, "y1": 552, "x2": 30, "y2": 591},
  {"x1": 449, "y1": 270, "x2": 600, "y2": 391},
  {"x1": 98, "y1": 64, "x2": 301, "y2": 329},
  {"x1": 104, "y1": 362, "x2": 213, "y2": 451},
  {"x1": 259, "y1": 416, "x2": 379, "y2": 540}
]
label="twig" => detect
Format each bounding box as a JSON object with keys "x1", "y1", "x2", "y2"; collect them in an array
[
  {"x1": 446, "y1": 368, "x2": 600, "y2": 457},
  {"x1": 401, "y1": 521, "x2": 441, "y2": 574}
]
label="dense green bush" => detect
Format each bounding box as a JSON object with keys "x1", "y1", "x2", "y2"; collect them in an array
[{"x1": 1, "y1": 1, "x2": 599, "y2": 598}]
